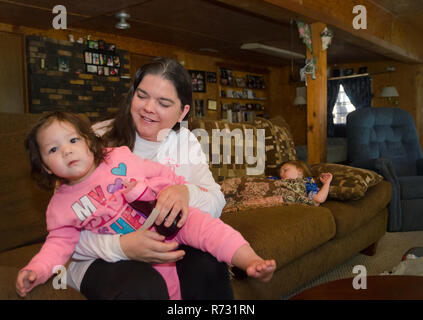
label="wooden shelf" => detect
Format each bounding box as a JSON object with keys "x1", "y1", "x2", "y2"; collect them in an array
[
  {"x1": 219, "y1": 85, "x2": 267, "y2": 91},
  {"x1": 217, "y1": 66, "x2": 268, "y2": 122},
  {"x1": 219, "y1": 97, "x2": 266, "y2": 102}
]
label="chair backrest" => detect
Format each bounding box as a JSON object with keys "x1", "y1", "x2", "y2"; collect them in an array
[{"x1": 346, "y1": 107, "x2": 423, "y2": 176}]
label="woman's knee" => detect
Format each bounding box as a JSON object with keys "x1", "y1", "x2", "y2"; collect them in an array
[{"x1": 81, "y1": 259, "x2": 169, "y2": 300}]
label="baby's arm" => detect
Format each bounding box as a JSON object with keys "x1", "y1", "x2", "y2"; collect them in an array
[
  {"x1": 313, "y1": 172, "x2": 333, "y2": 205},
  {"x1": 231, "y1": 244, "x2": 276, "y2": 282},
  {"x1": 16, "y1": 226, "x2": 80, "y2": 297}
]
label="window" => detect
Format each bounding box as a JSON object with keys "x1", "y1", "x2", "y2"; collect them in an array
[{"x1": 332, "y1": 84, "x2": 356, "y2": 124}]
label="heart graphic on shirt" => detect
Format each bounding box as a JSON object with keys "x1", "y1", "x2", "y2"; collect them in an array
[
  {"x1": 111, "y1": 163, "x2": 127, "y2": 176},
  {"x1": 107, "y1": 178, "x2": 123, "y2": 194}
]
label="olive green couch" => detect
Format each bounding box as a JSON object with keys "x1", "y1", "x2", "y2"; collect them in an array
[{"x1": 0, "y1": 113, "x2": 390, "y2": 300}]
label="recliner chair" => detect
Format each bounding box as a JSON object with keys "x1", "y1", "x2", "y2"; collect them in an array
[{"x1": 346, "y1": 107, "x2": 423, "y2": 231}]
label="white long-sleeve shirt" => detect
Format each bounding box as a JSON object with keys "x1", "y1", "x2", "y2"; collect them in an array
[{"x1": 67, "y1": 123, "x2": 226, "y2": 290}]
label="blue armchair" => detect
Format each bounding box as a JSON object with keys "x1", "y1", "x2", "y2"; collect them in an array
[{"x1": 346, "y1": 107, "x2": 423, "y2": 231}]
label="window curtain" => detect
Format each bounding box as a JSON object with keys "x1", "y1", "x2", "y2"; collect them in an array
[
  {"x1": 341, "y1": 76, "x2": 372, "y2": 110},
  {"x1": 327, "y1": 79, "x2": 340, "y2": 137}
]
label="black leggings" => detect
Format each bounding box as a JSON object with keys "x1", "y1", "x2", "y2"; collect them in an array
[{"x1": 80, "y1": 245, "x2": 234, "y2": 300}]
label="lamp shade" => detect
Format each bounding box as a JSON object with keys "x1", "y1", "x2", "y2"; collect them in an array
[
  {"x1": 380, "y1": 86, "x2": 399, "y2": 98},
  {"x1": 293, "y1": 87, "x2": 307, "y2": 105}
]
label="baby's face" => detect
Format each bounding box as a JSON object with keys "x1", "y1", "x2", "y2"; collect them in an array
[{"x1": 280, "y1": 164, "x2": 303, "y2": 180}]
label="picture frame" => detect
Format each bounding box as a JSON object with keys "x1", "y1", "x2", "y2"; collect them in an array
[
  {"x1": 92, "y1": 53, "x2": 100, "y2": 65},
  {"x1": 86, "y1": 64, "x2": 98, "y2": 74},
  {"x1": 98, "y1": 66, "x2": 104, "y2": 76},
  {"x1": 235, "y1": 77, "x2": 246, "y2": 88},
  {"x1": 106, "y1": 43, "x2": 116, "y2": 52},
  {"x1": 98, "y1": 40, "x2": 105, "y2": 50},
  {"x1": 113, "y1": 56, "x2": 120, "y2": 68},
  {"x1": 358, "y1": 66, "x2": 368, "y2": 74},
  {"x1": 84, "y1": 51, "x2": 92, "y2": 64},
  {"x1": 246, "y1": 75, "x2": 265, "y2": 89},
  {"x1": 194, "y1": 99, "x2": 205, "y2": 118},
  {"x1": 207, "y1": 99, "x2": 217, "y2": 111},
  {"x1": 110, "y1": 67, "x2": 119, "y2": 76},
  {"x1": 106, "y1": 56, "x2": 114, "y2": 67},
  {"x1": 219, "y1": 68, "x2": 233, "y2": 86},
  {"x1": 104, "y1": 66, "x2": 110, "y2": 76},
  {"x1": 88, "y1": 40, "x2": 98, "y2": 50},
  {"x1": 206, "y1": 72, "x2": 217, "y2": 83},
  {"x1": 189, "y1": 70, "x2": 206, "y2": 92},
  {"x1": 58, "y1": 57, "x2": 70, "y2": 72}
]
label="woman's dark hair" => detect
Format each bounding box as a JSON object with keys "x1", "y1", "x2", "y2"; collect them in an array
[
  {"x1": 25, "y1": 111, "x2": 107, "y2": 190},
  {"x1": 102, "y1": 57, "x2": 192, "y2": 150}
]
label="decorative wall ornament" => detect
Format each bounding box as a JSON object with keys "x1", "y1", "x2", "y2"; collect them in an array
[
  {"x1": 300, "y1": 57, "x2": 317, "y2": 84},
  {"x1": 296, "y1": 20, "x2": 312, "y2": 53},
  {"x1": 321, "y1": 27, "x2": 334, "y2": 51}
]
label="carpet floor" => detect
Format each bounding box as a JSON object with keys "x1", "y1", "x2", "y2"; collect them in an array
[{"x1": 282, "y1": 230, "x2": 423, "y2": 299}]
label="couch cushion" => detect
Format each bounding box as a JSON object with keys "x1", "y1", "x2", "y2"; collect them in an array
[
  {"x1": 321, "y1": 180, "x2": 391, "y2": 239},
  {"x1": 0, "y1": 243, "x2": 85, "y2": 299},
  {"x1": 398, "y1": 176, "x2": 423, "y2": 200},
  {"x1": 189, "y1": 117, "x2": 297, "y2": 182},
  {"x1": 189, "y1": 119, "x2": 264, "y2": 182},
  {"x1": 0, "y1": 131, "x2": 52, "y2": 254},
  {"x1": 311, "y1": 163, "x2": 383, "y2": 200},
  {"x1": 0, "y1": 266, "x2": 85, "y2": 300},
  {"x1": 0, "y1": 243, "x2": 43, "y2": 268},
  {"x1": 221, "y1": 205, "x2": 336, "y2": 269}
]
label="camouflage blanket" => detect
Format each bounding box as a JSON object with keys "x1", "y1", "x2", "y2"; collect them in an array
[{"x1": 220, "y1": 177, "x2": 316, "y2": 214}]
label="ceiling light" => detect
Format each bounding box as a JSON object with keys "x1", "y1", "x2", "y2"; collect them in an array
[
  {"x1": 115, "y1": 12, "x2": 130, "y2": 30},
  {"x1": 241, "y1": 43, "x2": 305, "y2": 60}
]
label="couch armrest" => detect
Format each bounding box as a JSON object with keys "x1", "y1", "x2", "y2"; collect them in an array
[
  {"x1": 350, "y1": 158, "x2": 402, "y2": 231},
  {"x1": 416, "y1": 158, "x2": 423, "y2": 176}
]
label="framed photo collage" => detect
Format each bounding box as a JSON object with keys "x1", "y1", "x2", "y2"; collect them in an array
[{"x1": 84, "y1": 39, "x2": 120, "y2": 77}]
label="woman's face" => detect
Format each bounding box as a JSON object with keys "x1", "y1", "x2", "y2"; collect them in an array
[{"x1": 130, "y1": 74, "x2": 190, "y2": 142}]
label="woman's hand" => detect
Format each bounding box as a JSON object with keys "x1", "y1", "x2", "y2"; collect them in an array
[
  {"x1": 119, "y1": 229, "x2": 185, "y2": 263},
  {"x1": 154, "y1": 184, "x2": 190, "y2": 228}
]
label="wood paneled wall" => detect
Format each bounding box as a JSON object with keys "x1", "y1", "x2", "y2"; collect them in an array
[{"x1": 1, "y1": 22, "x2": 422, "y2": 151}]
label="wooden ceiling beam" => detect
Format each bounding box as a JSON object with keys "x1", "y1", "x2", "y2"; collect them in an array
[{"x1": 215, "y1": 0, "x2": 423, "y2": 63}]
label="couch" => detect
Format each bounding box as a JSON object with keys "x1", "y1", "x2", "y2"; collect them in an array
[{"x1": 0, "y1": 112, "x2": 391, "y2": 300}]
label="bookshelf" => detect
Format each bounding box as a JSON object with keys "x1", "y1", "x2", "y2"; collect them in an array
[{"x1": 218, "y1": 65, "x2": 269, "y2": 123}]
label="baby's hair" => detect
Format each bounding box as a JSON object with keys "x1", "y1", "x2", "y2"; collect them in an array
[
  {"x1": 25, "y1": 111, "x2": 107, "y2": 190},
  {"x1": 280, "y1": 160, "x2": 312, "y2": 178}
]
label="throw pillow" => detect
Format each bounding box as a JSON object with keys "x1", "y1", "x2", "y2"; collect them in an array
[
  {"x1": 189, "y1": 118, "x2": 265, "y2": 182},
  {"x1": 310, "y1": 163, "x2": 383, "y2": 200}
]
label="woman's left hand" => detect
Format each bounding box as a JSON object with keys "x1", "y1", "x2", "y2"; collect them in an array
[{"x1": 154, "y1": 184, "x2": 189, "y2": 228}]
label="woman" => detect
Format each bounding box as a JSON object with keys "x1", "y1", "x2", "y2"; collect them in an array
[{"x1": 67, "y1": 57, "x2": 231, "y2": 299}]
